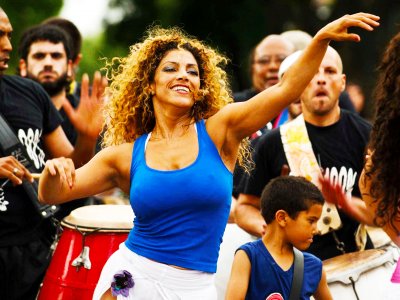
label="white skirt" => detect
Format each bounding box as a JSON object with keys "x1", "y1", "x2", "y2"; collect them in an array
[{"x1": 93, "y1": 243, "x2": 217, "y2": 300}]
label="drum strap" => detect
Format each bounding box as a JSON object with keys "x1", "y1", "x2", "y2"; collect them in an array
[
  {"x1": 0, "y1": 112, "x2": 59, "y2": 218},
  {"x1": 280, "y1": 114, "x2": 342, "y2": 235},
  {"x1": 289, "y1": 247, "x2": 304, "y2": 300}
]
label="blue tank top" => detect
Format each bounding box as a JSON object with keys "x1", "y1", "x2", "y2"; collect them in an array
[
  {"x1": 239, "y1": 239, "x2": 322, "y2": 299},
  {"x1": 125, "y1": 120, "x2": 233, "y2": 273}
]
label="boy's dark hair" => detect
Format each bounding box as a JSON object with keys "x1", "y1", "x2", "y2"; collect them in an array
[
  {"x1": 261, "y1": 176, "x2": 324, "y2": 224},
  {"x1": 18, "y1": 24, "x2": 72, "y2": 61},
  {"x1": 42, "y1": 17, "x2": 82, "y2": 62}
]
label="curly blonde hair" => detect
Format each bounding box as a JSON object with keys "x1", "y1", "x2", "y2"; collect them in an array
[{"x1": 102, "y1": 26, "x2": 251, "y2": 169}]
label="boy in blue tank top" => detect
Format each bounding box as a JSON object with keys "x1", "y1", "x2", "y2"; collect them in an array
[{"x1": 226, "y1": 176, "x2": 332, "y2": 300}]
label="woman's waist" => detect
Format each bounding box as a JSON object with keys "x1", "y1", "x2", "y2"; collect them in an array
[
  {"x1": 124, "y1": 235, "x2": 220, "y2": 273},
  {"x1": 121, "y1": 242, "x2": 217, "y2": 277}
]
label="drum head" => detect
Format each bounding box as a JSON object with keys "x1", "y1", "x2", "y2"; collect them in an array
[
  {"x1": 323, "y1": 248, "x2": 396, "y2": 284},
  {"x1": 62, "y1": 205, "x2": 134, "y2": 232}
]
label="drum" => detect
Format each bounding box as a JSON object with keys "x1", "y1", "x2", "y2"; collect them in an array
[
  {"x1": 321, "y1": 247, "x2": 400, "y2": 300},
  {"x1": 38, "y1": 205, "x2": 134, "y2": 300},
  {"x1": 366, "y1": 225, "x2": 392, "y2": 249}
]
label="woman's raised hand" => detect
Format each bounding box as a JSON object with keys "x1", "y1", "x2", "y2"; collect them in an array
[{"x1": 316, "y1": 12, "x2": 380, "y2": 43}]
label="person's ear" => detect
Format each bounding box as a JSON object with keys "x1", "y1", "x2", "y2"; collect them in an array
[
  {"x1": 19, "y1": 59, "x2": 27, "y2": 77},
  {"x1": 340, "y1": 73, "x2": 346, "y2": 92},
  {"x1": 150, "y1": 82, "x2": 155, "y2": 96},
  {"x1": 276, "y1": 210, "x2": 288, "y2": 227},
  {"x1": 73, "y1": 53, "x2": 82, "y2": 68},
  {"x1": 67, "y1": 59, "x2": 73, "y2": 78}
]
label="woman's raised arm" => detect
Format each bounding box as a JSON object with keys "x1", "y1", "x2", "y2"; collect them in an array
[{"x1": 208, "y1": 13, "x2": 379, "y2": 144}]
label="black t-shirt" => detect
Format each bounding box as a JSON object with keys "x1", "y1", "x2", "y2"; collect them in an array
[
  {"x1": 243, "y1": 110, "x2": 373, "y2": 260},
  {"x1": 0, "y1": 75, "x2": 62, "y2": 246},
  {"x1": 232, "y1": 88, "x2": 355, "y2": 199},
  {"x1": 232, "y1": 88, "x2": 272, "y2": 198},
  {"x1": 59, "y1": 93, "x2": 79, "y2": 145}
]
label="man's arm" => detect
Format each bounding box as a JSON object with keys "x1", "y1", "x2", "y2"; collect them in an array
[
  {"x1": 42, "y1": 126, "x2": 96, "y2": 167},
  {"x1": 228, "y1": 196, "x2": 237, "y2": 223},
  {"x1": 234, "y1": 132, "x2": 278, "y2": 237},
  {"x1": 235, "y1": 193, "x2": 265, "y2": 237}
]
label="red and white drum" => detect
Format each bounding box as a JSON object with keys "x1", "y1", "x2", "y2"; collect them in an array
[
  {"x1": 38, "y1": 205, "x2": 134, "y2": 300},
  {"x1": 321, "y1": 247, "x2": 400, "y2": 300}
]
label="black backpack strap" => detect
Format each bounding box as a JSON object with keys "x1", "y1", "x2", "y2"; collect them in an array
[
  {"x1": 0, "y1": 112, "x2": 59, "y2": 218},
  {"x1": 289, "y1": 247, "x2": 304, "y2": 300}
]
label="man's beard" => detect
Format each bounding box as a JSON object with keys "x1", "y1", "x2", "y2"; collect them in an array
[{"x1": 26, "y1": 71, "x2": 70, "y2": 97}]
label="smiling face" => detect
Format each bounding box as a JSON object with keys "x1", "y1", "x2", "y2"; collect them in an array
[
  {"x1": 0, "y1": 10, "x2": 12, "y2": 75},
  {"x1": 300, "y1": 47, "x2": 346, "y2": 117},
  {"x1": 150, "y1": 49, "x2": 201, "y2": 112},
  {"x1": 285, "y1": 203, "x2": 322, "y2": 250}
]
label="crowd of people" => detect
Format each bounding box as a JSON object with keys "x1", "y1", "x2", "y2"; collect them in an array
[{"x1": 2, "y1": 5, "x2": 399, "y2": 300}]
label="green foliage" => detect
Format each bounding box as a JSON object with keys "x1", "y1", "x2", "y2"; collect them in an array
[
  {"x1": 78, "y1": 33, "x2": 128, "y2": 80},
  {"x1": 1, "y1": 0, "x2": 63, "y2": 75}
]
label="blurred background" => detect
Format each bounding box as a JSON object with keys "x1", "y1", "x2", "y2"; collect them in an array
[{"x1": 3, "y1": 0, "x2": 400, "y2": 119}]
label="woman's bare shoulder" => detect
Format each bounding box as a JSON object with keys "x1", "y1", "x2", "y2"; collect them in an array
[
  {"x1": 95, "y1": 143, "x2": 134, "y2": 165},
  {"x1": 99, "y1": 142, "x2": 134, "y2": 154}
]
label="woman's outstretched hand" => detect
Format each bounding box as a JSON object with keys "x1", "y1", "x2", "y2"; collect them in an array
[
  {"x1": 316, "y1": 12, "x2": 380, "y2": 43},
  {"x1": 43, "y1": 157, "x2": 75, "y2": 189}
]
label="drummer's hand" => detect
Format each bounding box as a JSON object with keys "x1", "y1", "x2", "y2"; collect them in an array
[
  {"x1": 0, "y1": 156, "x2": 34, "y2": 185},
  {"x1": 44, "y1": 157, "x2": 75, "y2": 188},
  {"x1": 318, "y1": 175, "x2": 348, "y2": 209},
  {"x1": 315, "y1": 12, "x2": 380, "y2": 43}
]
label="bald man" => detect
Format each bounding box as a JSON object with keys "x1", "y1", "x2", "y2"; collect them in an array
[{"x1": 236, "y1": 47, "x2": 374, "y2": 260}]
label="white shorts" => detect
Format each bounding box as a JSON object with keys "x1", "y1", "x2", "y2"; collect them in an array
[{"x1": 93, "y1": 243, "x2": 217, "y2": 300}]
